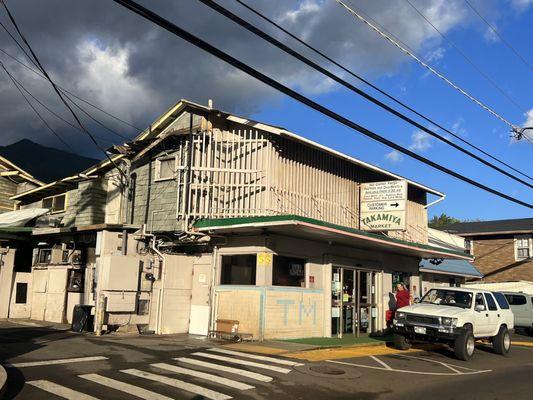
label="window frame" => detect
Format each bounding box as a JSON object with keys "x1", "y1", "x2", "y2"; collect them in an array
[
  {"x1": 41, "y1": 193, "x2": 67, "y2": 213},
  {"x1": 154, "y1": 155, "x2": 177, "y2": 182},
  {"x1": 514, "y1": 235, "x2": 532, "y2": 261},
  {"x1": 272, "y1": 255, "x2": 307, "y2": 288},
  {"x1": 220, "y1": 254, "x2": 257, "y2": 286}
]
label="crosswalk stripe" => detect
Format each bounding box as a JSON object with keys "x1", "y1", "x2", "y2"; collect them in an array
[
  {"x1": 79, "y1": 373, "x2": 173, "y2": 400},
  {"x1": 208, "y1": 348, "x2": 304, "y2": 366},
  {"x1": 174, "y1": 357, "x2": 273, "y2": 382},
  {"x1": 27, "y1": 380, "x2": 99, "y2": 400},
  {"x1": 192, "y1": 352, "x2": 292, "y2": 374},
  {"x1": 152, "y1": 363, "x2": 255, "y2": 390},
  {"x1": 10, "y1": 356, "x2": 108, "y2": 368},
  {"x1": 122, "y1": 368, "x2": 232, "y2": 400}
]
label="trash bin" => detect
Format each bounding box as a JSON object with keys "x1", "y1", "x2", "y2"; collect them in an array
[{"x1": 71, "y1": 305, "x2": 94, "y2": 333}]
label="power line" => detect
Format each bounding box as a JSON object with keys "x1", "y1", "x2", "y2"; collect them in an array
[
  {"x1": 0, "y1": 41, "x2": 141, "y2": 136},
  {"x1": 232, "y1": 0, "x2": 532, "y2": 181},
  {"x1": 1, "y1": 64, "x2": 116, "y2": 144},
  {"x1": 1, "y1": 0, "x2": 126, "y2": 180},
  {"x1": 110, "y1": 0, "x2": 532, "y2": 209},
  {"x1": 404, "y1": 0, "x2": 527, "y2": 115},
  {"x1": 1, "y1": 61, "x2": 74, "y2": 151},
  {"x1": 464, "y1": 0, "x2": 533, "y2": 73},
  {"x1": 197, "y1": 0, "x2": 532, "y2": 189},
  {"x1": 334, "y1": 0, "x2": 521, "y2": 132}
]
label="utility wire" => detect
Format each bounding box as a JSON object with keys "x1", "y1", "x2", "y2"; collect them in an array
[
  {"x1": 1, "y1": 65, "x2": 115, "y2": 144},
  {"x1": 464, "y1": 0, "x2": 533, "y2": 73},
  {"x1": 404, "y1": 0, "x2": 527, "y2": 115},
  {"x1": 232, "y1": 0, "x2": 533, "y2": 182},
  {"x1": 1, "y1": 61, "x2": 74, "y2": 151},
  {"x1": 0, "y1": 19, "x2": 38, "y2": 68},
  {"x1": 0, "y1": 42, "x2": 139, "y2": 138},
  {"x1": 334, "y1": 0, "x2": 521, "y2": 132},
  {"x1": 197, "y1": 0, "x2": 532, "y2": 188},
  {"x1": 1, "y1": 0, "x2": 126, "y2": 180},
  {"x1": 110, "y1": 0, "x2": 532, "y2": 209}
]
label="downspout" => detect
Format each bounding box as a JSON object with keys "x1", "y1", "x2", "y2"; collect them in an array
[
  {"x1": 140, "y1": 224, "x2": 166, "y2": 334},
  {"x1": 208, "y1": 245, "x2": 218, "y2": 335}
]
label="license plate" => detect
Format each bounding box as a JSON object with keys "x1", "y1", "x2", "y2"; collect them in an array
[{"x1": 414, "y1": 326, "x2": 426, "y2": 334}]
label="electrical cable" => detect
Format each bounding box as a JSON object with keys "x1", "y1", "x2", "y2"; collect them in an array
[
  {"x1": 404, "y1": 0, "x2": 528, "y2": 115},
  {"x1": 334, "y1": 0, "x2": 521, "y2": 132},
  {"x1": 1, "y1": 66, "x2": 115, "y2": 144},
  {"x1": 0, "y1": 38, "x2": 143, "y2": 135},
  {"x1": 1, "y1": 61, "x2": 74, "y2": 151},
  {"x1": 232, "y1": 0, "x2": 532, "y2": 181},
  {"x1": 464, "y1": 0, "x2": 533, "y2": 74},
  {"x1": 110, "y1": 0, "x2": 533, "y2": 209},
  {"x1": 197, "y1": 0, "x2": 532, "y2": 188},
  {"x1": 1, "y1": 0, "x2": 127, "y2": 181}
]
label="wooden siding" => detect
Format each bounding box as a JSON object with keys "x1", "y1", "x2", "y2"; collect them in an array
[
  {"x1": 0, "y1": 176, "x2": 17, "y2": 213},
  {"x1": 128, "y1": 114, "x2": 431, "y2": 243}
]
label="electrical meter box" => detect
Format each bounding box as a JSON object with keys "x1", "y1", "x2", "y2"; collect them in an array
[{"x1": 99, "y1": 255, "x2": 141, "y2": 312}]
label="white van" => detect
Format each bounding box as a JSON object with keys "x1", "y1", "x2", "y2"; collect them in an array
[{"x1": 502, "y1": 292, "x2": 533, "y2": 334}]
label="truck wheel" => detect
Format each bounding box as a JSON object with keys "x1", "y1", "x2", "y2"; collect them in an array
[
  {"x1": 454, "y1": 329, "x2": 475, "y2": 361},
  {"x1": 493, "y1": 326, "x2": 511, "y2": 355},
  {"x1": 393, "y1": 333, "x2": 411, "y2": 350}
]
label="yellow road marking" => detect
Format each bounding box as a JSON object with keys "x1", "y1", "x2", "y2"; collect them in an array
[
  {"x1": 221, "y1": 343, "x2": 288, "y2": 355},
  {"x1": 284, "y1": 344, "x2": 441, "y2": 362},
  {"x1": 513, "y1": 341, "x2": 533, "y2": 348}
]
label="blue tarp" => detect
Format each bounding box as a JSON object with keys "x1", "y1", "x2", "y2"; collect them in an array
[{"x1": 420, "y1": 258, "x2": 483, "y2": 278}]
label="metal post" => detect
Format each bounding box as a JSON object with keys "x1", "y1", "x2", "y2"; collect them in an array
[{"x1": 95, "y1": 293, "x2": 106, "y2": 336}]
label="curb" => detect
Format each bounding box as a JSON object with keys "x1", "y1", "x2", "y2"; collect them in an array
[{"x1": 0, "y1": 364, "x2": 7, "y2": 398}]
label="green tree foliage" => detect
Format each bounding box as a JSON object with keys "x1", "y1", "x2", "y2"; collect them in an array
[{"x1": 428, "y1": 213, "x2": 461, "y2": 229}]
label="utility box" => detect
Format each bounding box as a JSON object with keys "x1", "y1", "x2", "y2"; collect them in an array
[
  {"x1": 99, "y1": 255, "x2": 140, "y2": 312},
  {"x1": 100, "y1": 255, "x2": 140, "y2": 291}
]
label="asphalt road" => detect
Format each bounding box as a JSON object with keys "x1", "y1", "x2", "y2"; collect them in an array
[{"x1": 1, "y1": 321, "x2": 532, "y2": 400}]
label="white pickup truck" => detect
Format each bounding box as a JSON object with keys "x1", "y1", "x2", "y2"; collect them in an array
[{"x1": 393, "y1": 287, "x2": 514, "y2": 360}]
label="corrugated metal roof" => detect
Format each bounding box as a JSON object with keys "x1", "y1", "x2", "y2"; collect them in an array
[{"x1": 420, "y1": 258, "x2": 483, "y2": 278}]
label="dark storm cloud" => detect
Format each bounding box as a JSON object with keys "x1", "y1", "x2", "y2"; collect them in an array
[{"x1": 0, "y1": 0, "x2": 469, "y2": 157}]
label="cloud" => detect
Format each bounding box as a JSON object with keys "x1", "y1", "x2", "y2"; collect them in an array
[
  {"x1": 0, "y1": 0, "x2": 480, "y2": 157},
  {"x1": 409, "y1": 130, "x2": 433, "y2": 152},
  {"x1": 510, "y1": 0, "x2": 533, "y2": 12},
  {"x1": 385, "y1": 150, "x2": 404, "y2": 164},
  {"x1": 516, "y1": 109, "x2": 533, "y2": 142},
  {"x1": 425, "y1": 47, "x2": 446, "y2": 63}
]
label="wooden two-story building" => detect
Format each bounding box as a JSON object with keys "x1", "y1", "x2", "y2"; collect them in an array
[{"x1": 9, "y1": 100, "x2": 471, "y2": 339}]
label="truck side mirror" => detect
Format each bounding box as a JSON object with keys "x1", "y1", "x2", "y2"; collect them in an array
[{"x1": 475, "y1": 304, "x2": 486, "y2": 312}]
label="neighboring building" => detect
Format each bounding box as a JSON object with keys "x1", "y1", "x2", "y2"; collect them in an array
[
  {"x1": 0, "y1": 155, "x2": 42, "y2": 319},
  {"x1": 417, "y1": 228, "x2": 483, "y2": 297},
  {"x1": 444, "y1": 218, "x2": 533, "y2": 283},
  {"x1": 3, "y1": 100, "x2": 472, "y2": 339},
  {"x1": 0, "y1": 155, "x2": 43, "y2": 213}
]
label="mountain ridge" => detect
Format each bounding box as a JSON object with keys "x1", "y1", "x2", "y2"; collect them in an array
[{"x1": 0, "y1": 139, "x2": 99, "y2": 183}]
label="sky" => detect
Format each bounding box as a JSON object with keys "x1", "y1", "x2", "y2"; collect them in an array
[{"x1": 0, "y1": 0, "x2": 531, "y2": 221}]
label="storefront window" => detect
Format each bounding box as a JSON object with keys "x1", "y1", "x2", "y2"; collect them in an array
[
  {"x1": 272, "y1": 255, "x2": 306, "y2": 287},
  {"x1": 220, "y1": 254, "x2": 256, "y2": 285}
]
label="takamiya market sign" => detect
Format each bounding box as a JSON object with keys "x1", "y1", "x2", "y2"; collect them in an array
[{"x1": 360, "y1": 180, "x2": 407, "y2": 231}]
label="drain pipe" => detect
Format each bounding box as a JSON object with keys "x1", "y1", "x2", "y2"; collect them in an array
[{"x1": 140, "y1": 224, "x2": 166, "y2": 334}]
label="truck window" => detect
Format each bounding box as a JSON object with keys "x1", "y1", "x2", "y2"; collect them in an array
[
  {"x1": 504, "y1": 294, "x2": 527, "y2": 306},
  {"x1": 475, "y1": 293, "x2": 486, "y2": 308},
  {"x1": 484, "y1": 293, "x2": 498, "y2": 311},
  {"x1": 493, "y1": 292, "x2": 510, "y2": 309}
]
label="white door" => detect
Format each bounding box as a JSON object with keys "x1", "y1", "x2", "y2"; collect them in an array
[
  {"x1": 188, "y1": 262, "x2": 212, "y2": 336},
  {"x1": 483, "y1": 293, "x2": 500, "y2": 336},
  {"x1": 473, "y1": 293, "x2": 490, "y2": 337}
]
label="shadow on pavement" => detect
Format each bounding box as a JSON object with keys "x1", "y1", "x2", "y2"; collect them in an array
[{"x1": 0, "y1": 324, "x2": 74, "y2": 399}]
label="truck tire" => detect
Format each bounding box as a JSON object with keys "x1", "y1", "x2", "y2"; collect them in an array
[
  {"x1": 393, "y1": 333, "x2": 411, "y2": 350},
  {"x1": 454, "y1": 328, "x2": 475, "y2": 361},
  {"x1": 493, "y1": 326, "x2": 511, "y2": 355}
]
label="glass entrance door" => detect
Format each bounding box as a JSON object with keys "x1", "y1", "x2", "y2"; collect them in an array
[{"x1": 332, "y1": 267, "x2": 377, "y2": 337}]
